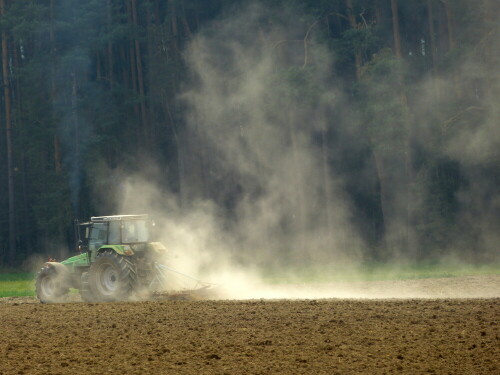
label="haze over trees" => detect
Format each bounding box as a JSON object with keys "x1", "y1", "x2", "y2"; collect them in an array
[{"x1": 0, "y1": 0, "x2": 498, "y2": 267}]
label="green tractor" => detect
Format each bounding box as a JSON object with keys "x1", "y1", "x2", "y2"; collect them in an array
[{"x1": 35, "y1": 214, "x2": 168, "y2": 303}]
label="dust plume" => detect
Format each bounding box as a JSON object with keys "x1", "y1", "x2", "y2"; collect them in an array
[
  {"x1": 181, "y1": 4, "x2": 364, "y2": 266},
  {"x1": 113, "y1": 3, "x2": 500, "y2": 300},
  {"x1": 114, "y1": 3, "x2": 367, "y2": 299}
]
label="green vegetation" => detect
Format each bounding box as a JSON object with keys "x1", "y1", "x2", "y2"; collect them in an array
[
  {"x1": 0, "y1": 273, "x2": 84, "y2": 298},
  {"x1": 264, "y1": 262, "x2": 500, "y2": 284},
  {"x1": 0, "y1": 273, "x2": 35, "y2": 298},
  {"x1": 2, "y1": 262, "x2": 500, "y2": 298}
]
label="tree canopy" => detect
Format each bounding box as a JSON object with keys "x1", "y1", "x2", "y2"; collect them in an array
[{"x1": 0, "y1": 0, "x2": 499, "y2": 267}]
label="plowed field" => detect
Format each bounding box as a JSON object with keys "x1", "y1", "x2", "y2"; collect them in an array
[{"x1": 1, "y1": 276, "x2": 499, "y2": 375}]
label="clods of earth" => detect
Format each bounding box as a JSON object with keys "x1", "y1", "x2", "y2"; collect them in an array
[{"x1": 0, "y1": 276, "x2": 499, "y2": 374}]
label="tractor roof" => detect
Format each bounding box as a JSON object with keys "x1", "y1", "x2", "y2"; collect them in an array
[{"x1": 90, "y1": 214, "x2": 149, "y2": 222}]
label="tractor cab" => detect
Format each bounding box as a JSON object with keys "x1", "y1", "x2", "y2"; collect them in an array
[{"x1": 76, "y1": 214, "x2": 153, "y2": 254}]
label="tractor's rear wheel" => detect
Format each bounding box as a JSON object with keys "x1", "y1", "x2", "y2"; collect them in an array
[
  {"x1": 36, "y1": 266, "x2": 70, "y2": 303},
  {"x1": 88, "y1": 250, "x2": 137, "y2": 301}
]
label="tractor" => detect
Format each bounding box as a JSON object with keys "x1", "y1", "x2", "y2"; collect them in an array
[{"x1": 35, "y1": 214, "x2": 170, "y2": 303}]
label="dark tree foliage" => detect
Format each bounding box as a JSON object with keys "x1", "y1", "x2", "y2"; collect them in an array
[{"x1": 0, "y1": 0, "x2": 498, "y2": 266}]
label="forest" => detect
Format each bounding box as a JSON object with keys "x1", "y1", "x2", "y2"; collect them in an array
[{"x1": 0, "y1": 0, "x2": 498, "y2": 268}]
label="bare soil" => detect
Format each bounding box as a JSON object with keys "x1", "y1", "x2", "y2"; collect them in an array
[{"x1": 0, "y1": 276, "x2": 499, "y2": 375}]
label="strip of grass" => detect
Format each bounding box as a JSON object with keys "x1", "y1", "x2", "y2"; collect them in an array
[
  {"x1": 262, "y1": 262, "x2": 500, "y2": 284},
  {"x1": 1, "y1": 262, "x2": 499, "y2": 297},
  {"x1": 0, "y1": 273, "x2": 35, "y2": 297}
]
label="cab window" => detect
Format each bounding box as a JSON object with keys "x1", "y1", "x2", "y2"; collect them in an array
[
  {"x1": 89, "y1": 223, "x2": 108, "y2": 250},
  {"x1": 122, "y1": 220, "x2": 149, "y2": 243},
  {"x1": 108, "y1": 221, "x2": 121, "y2": 244}
]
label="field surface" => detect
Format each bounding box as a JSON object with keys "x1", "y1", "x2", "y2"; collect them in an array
[{"x1": 0, "y1": 276, "x2": 499, "y2": 375}]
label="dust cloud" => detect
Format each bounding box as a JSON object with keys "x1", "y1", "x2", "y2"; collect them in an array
[
  {"x1": 115, "y1": 4, "x2": 365, "y2": 300},
  {"x1": 114, "y1": 3, "x2": 499, "y2": 300}
]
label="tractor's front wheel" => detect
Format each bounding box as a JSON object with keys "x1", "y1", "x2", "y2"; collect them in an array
[
  {"x1": 36, "y1": 266, "x2": 70, "y2": 303},
  {"x1": 88, "y1": 250, "x2": 137, "y2": 302}
]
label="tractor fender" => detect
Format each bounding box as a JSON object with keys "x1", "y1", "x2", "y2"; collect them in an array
[
  {"x1": 43, "y1": 262, "x2": 72, "y2": 286},
  {"x1": 45, "y1": 262, "x2": 70, "y2": 275},
  {"x1": 97, "y1": 245, "x2": 134, "y2": 256}
]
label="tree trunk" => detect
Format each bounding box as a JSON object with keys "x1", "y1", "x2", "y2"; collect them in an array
[
  {"x1": 126, "y1": 0, "x2": 140, "y2": 143},
  {"x1": 131, "y1": 0, "x2": 148, "y2": 145},
  {"x1": 119, "y1": 44, "x2": 129, "y2": 89},
  {"x1": 390, "y1": 0, "x2": 403, "y2": 58},
  {"x1": 96, "y1": 51, "x2": 102, "y2": 81},
  {"x1": 146, "y1": 2, "x2": 155, "y2": 140},
  {"x1": 287, "y1": 111, "x2": 307, "y2": 254},
  {"x1": 162, "y1": 92, "x2": 184, "y2": 197},
  {"x1": 372, "y1": 150, "x2": 387, "y2": 259},
  {"x1": 180, "y1": 0, "x2": 193, "y2": 39},
  {"x1": 50, "y1": 0, "x2": 62, "y2": 173},
  {"x1": 442, "y1": 1, "x2": 461, "y2": 99},
  {"x1": 329, "y1": 1, "x2": 343, "y2": 36},
  {"x1": 154, "y1": 0, "x2": 160, "y2": 25},
  {"x1": 13, "y1": 40, "x2": 29, "y2": 258},
  {"x1": 375, "y1": 0, "x2": 383, "y2": 26},
  {"x1": 390, "y1": 0, "x2": 416, "y2": 259},
  {"x1": 107, "y1": 0, "x2": 114, "y2": 89},
  {"x1": 443, "y1": 1, "x2": 455, "y2": 50},
  {"x1": 168, "y1": 0, "x2": 178, "y2": 50},
  {"x1": 126, "y1": 0, "x2": 137, "y2": 93},
  {"x1": 320, "y1": 120, "x2": 333, "y2": 246},
  {"x1": 54, "y1": 136, "x2": 62, "y2": 172},
  {"x1": 346, "y1": 0, "x2": 362, "y2": 79},
  {"x1": 49, "y1": 0, "x2": 56, "y2": 96},
  {"x1": 426, "y1": 0, "x2": 437, "y2": 73},
  {"x1": 426, "y1": 0, "x2": 441, "y2": 101},
  {"x1": 1, "y1": 0, "x2": 16, "y2": 265},
  {"x1": 71, "y1": 72, "x2": 80, "y2": 220}
]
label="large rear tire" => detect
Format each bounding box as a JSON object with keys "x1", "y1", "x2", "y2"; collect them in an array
[
  {"x1": 88, "y1": 250, "x2": 137, "y2": 301},
  {"x1": 36, "y1": 266, "x2": 70, "y2": 303}
]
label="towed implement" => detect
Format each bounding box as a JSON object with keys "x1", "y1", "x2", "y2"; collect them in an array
[{"x1": 36, "y1": 214, "x2": 210, "y2": 303}]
